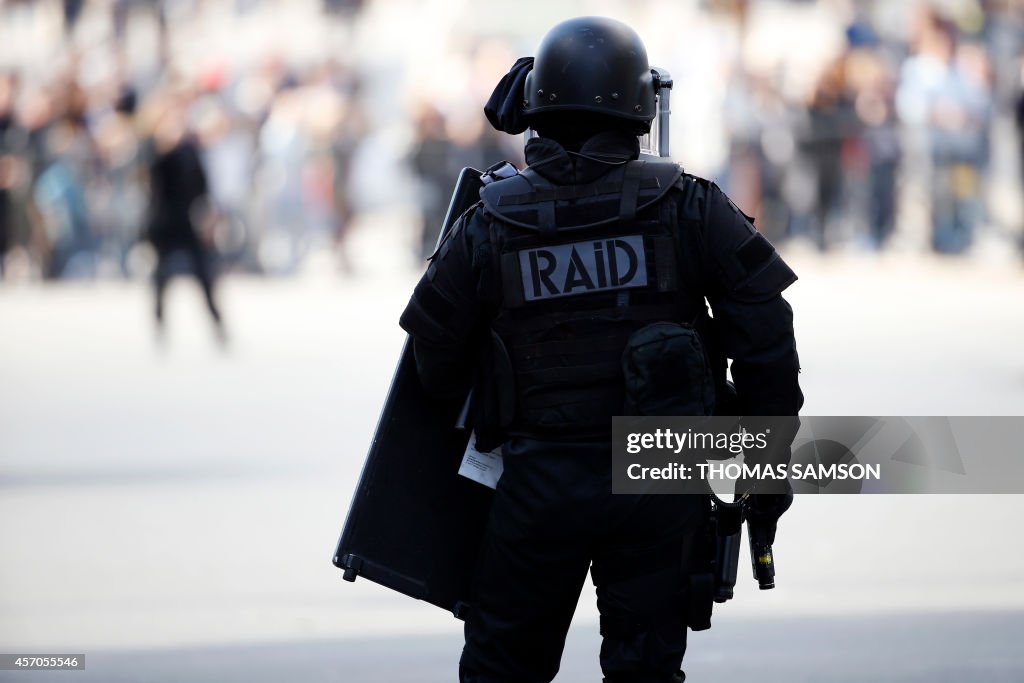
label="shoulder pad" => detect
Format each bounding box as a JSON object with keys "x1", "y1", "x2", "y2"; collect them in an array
[
  {"x1": 426, "y1": 200, "x2": 483, "y2": 267},
  {"x1": 479, "y1": 159, "x2": 683, "y2": 231},
  {"x1": 700, "y1": 183, "x2": 797, "y2": 299},
  {"x1": 670, "y1": 173, "x2": 712, "y2": 216}
]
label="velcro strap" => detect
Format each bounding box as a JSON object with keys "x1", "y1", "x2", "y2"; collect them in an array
[
  {"x1": 512, "y1": 334, "x2": 629, "y2": 360},
  {"x1": 504, "y1": 303, "x2": 680, "y2": 335},
  {"x1": 517, "y1": 360, "x2": 622, "y2": 387},
  {"x1": 500, "y1": 251, "x2": 525, "y2": 308},
  {"x1": 521, "y1": 386, "x2": 620, "y2": 411},
  {"x1": 496, "y1": 178, "x2": 662, "y2": 206},
  {"x1": 651, "y1": 234, "x2": 678, "y2": 292},
  {"x1": 619, "y1": 161, "x2": 646, "y2": 222},
  {"x1": 538, "y1": 200, "x2": 556, "y2": 236},
  {"x1": 736, "y1": 232, "x2": 774, "y2": 271}
]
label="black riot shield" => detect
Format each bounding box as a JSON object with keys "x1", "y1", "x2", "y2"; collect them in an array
[{"x1": 332, "y1": 167, "x2": 491, "y2": 619}]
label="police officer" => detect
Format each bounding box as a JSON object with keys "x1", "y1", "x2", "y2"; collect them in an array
[{"x1": 400, "y1": 17, "x2": 802, "y2": 683}]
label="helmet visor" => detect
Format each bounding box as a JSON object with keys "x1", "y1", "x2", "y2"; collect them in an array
[{"x1": 638, "y1": 105, "x2": 661, "y2": 157}]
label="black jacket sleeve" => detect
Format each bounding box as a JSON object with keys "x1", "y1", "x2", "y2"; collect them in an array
[
  {"x1": 699, "y1": 183, "x2": 803, "y2": 418},
  {"x1": 398, "y1": 206, "x2": 492, "y2": 399}
]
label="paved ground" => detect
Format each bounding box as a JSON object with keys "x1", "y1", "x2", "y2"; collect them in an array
[
  {"x1": 1, "y1": 228, "x2": 1024, "y2": 680},
  {"x1": 4, "y1": 612, "x2": 1024, "y2": 683}
]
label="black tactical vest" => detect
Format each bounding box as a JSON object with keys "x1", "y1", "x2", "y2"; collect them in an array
[{"x1": 479, "y1": 158, "x2": 707, "y2": 440}]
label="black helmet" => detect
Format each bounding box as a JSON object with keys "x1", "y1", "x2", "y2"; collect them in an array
[{"x1": 523, "y1": 17, "x2": 656, "y2": 130}]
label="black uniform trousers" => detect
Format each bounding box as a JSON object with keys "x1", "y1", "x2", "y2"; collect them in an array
[{"x1": 460, "y1": 437, "x2": 708, "y2": 683}]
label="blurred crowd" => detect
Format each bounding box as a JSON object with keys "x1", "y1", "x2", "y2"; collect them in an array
[
  {"x1": 1, "y1": 0, "x2": 1023, "y2": 286},
  {"x1": 0, "y1": 0, "x2": 374, "y2": 281},
  {"x1": 715, "y1": 0, "x2": 1022, "y2": 255}
]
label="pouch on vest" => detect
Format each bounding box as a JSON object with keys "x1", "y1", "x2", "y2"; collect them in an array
[
  {"x1": 685, "y1": 573, "x2": 714, "y2": 631},
  {"x1": 472, "y1": 330, "x2": 516, "y2": 452},
  {"x1": 621, "y1": 322, "x2": 715, "y2": 417}
]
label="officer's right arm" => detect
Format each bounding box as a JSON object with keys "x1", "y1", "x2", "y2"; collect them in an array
[{"x1": 399, "y1": 208, "x2": 489, "y2": 400}]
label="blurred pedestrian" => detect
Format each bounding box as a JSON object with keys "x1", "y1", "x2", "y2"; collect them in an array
[
  {"x1": 930, "y1": 40, "x2": 992, "y2": 255},
  {"x1": 252, "y1": 82, "x2": 310, "y2": 275},
  {"x1": 1016, "y1": 64, "x2": 1024, "y2": 259},
  {"x1": 0, "y1": 155, "x2": 11, "y2": 277},
  {"x1": 145, "y1": 104, "x2": 225, "y2": 344},
  {"x1": 32, "y1": 116, "x2": 96, "y2": 278},
  {"x1": 409, "y1": 103, "x2": 453, "y2": 260},
  {"x1": 0, "y1": 72, "x2": 16, "y2": 277},
  {"x1": 193, "y1": 86, "x2": 259, "y2": 272},
  {"x1": 804, "y1": 55, "x2": 858, "y2": 251},
  {"x1": 899, "y1": 13, "x2": 992, "y2": 255},
  {"x1": 330, "y1": 100, "x2": 364, "y2": 274},
  {"x1": 93, "y1": 84, "x2": 148, "y2": 277},
  {"x1": 849, "y1": 48, "x2": 902, "y2": 250}
]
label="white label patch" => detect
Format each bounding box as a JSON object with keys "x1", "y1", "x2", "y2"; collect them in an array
[
  {"x1": 518, "y1": 235, "x2": 648, "y2": 301},
  {"x1": 457, "y1": 432, "x2": 504, "y2": 489}
]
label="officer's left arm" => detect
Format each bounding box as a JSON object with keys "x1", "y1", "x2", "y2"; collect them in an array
[
  {"x1": 399, "y1": 208, "x2": 490, "y2": 399},
  {"x1": 700, "y1": 184, "x2": 803, "y2": 418},
  {"x1": 713, "y1": 296, "x2": 802, "y2": 417},
  {"x1": 699, "y1": 185, "x2": 802, "y2": 501}
]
